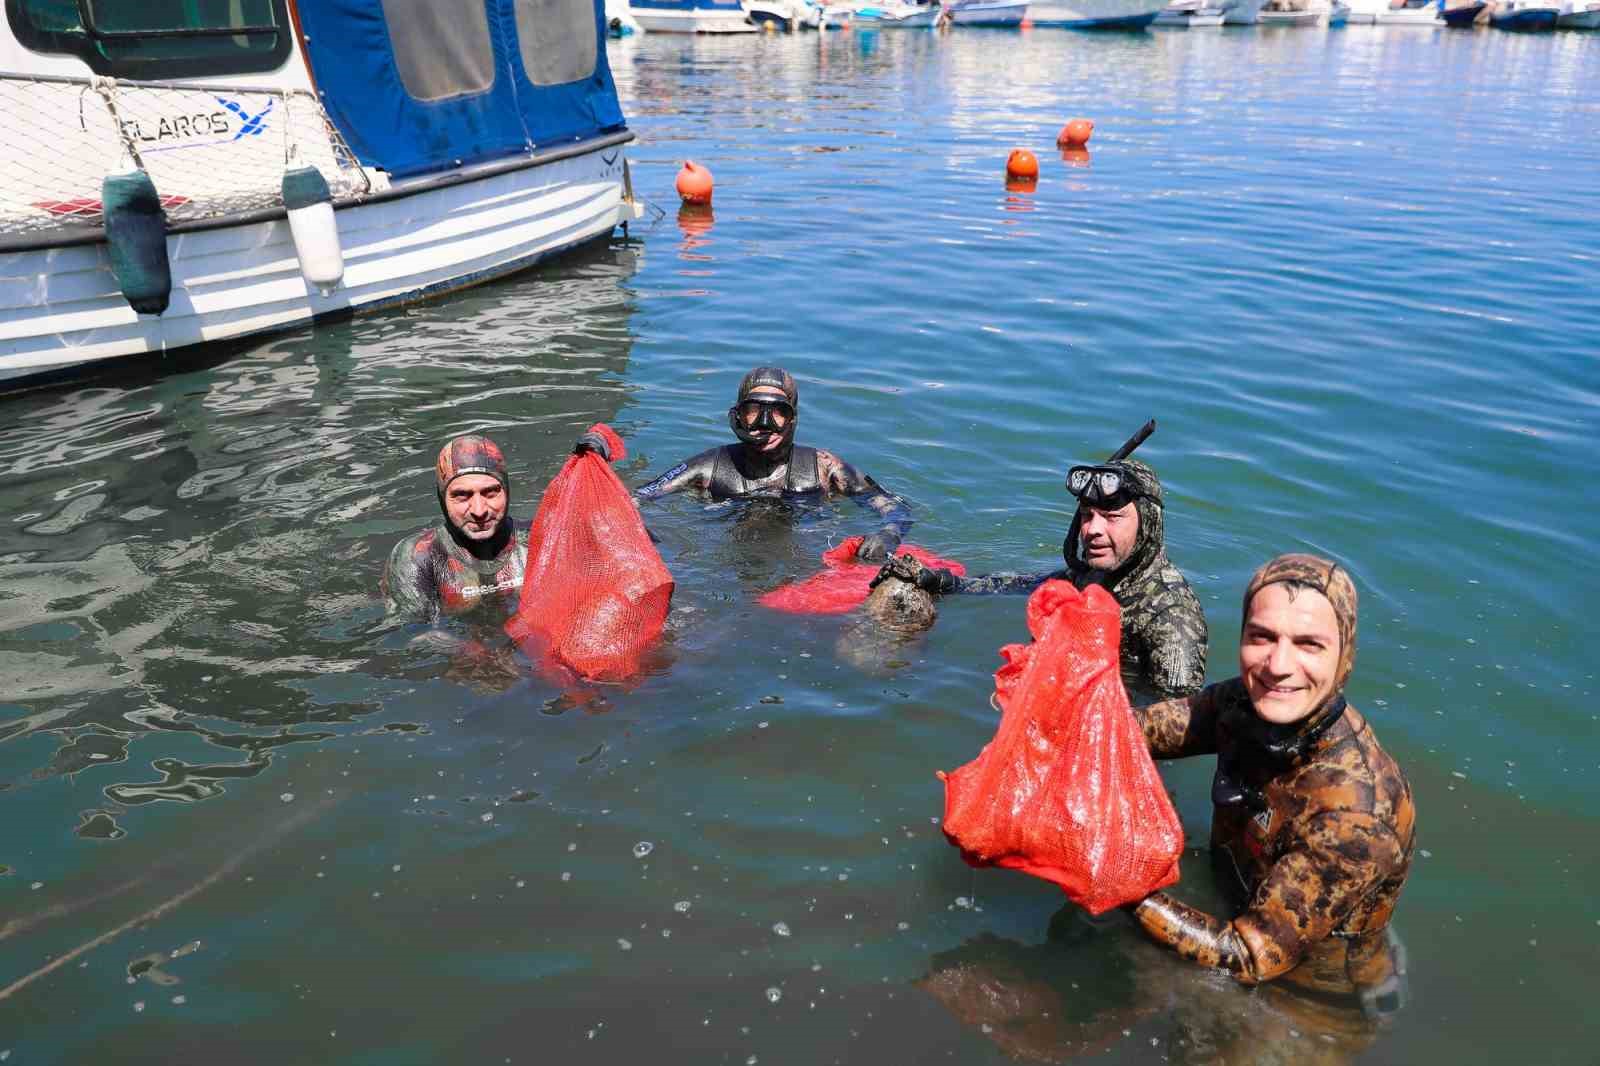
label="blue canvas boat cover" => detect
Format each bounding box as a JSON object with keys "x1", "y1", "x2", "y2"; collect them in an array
[{"x1": 297, "y1": 0, "x2": 627, "y2": 179}]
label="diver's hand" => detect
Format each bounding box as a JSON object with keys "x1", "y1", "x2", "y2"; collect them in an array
[
  {"x1": 574, "y1": 432, "x2": 612, "y2": 461},
  {"x1": 855, "y1": 530, "x2": 901, "y2": 563},
  {"x1": 870, "y1": 554, "x2": 956, "y2": 595}
]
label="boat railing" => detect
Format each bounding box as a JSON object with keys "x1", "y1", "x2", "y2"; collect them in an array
[{"x1": 0, "y1": 71, "x2": 371, "y2": 242}]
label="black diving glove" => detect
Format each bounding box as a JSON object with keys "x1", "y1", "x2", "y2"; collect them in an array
[
  {"x1": 855, "y1": 529, "x2": 901, "y2": 563},
  {"x1": 870, "y1": 553, "x2": 957, "y2": 595},
  {"x1": 574, "y1": 432, "x2": 611, "y2": 461}
]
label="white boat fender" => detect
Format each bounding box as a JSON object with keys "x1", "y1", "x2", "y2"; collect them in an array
[
  {"x1": 282, "y1": 161, "x2": 344, "y2": 295},
  {"x1": 100, "y1": 162, "x2": 172, "y2": 316}
]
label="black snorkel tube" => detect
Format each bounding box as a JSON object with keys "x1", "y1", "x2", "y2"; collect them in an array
[{"x1": 1107, "y1": 418, "x2": 1155, "y2": 463}]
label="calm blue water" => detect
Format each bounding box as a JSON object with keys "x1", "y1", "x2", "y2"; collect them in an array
[{"x1": 1, "y1": 24, "x2": 1597, "y2": 1065}]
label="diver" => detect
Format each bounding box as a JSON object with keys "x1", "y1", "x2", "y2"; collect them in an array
[
  {"x1": 577, "y1": 365, "x2": 913, "y2": 561},
  {"x1": 1125, "y1": 554, "x2": 1415, "y2": 1017},
  {"x1": 872, "y1": 421, "x2": 1207, "y2": 698},
  {"x1": 382, "y1": 434, "x2": 529, "y2": 622}
]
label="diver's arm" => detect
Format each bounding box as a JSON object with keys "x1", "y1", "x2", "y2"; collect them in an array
[
  {"x1": 381, "y1": 537, "x2": 439, "y2": 623},
  {"x1": 1131, "y1": 680, "x2": 1222, "y2": 758},
  {"x1": 817, "y1": 450, "x2": 914, "y2": 560},
  {"x1": 948, "y1": 569, "x2": 1067, "y2": 595},
  {"x1": 1131, "y1": 811, "x2": 1401, "y2": 984},
  {"x1": 634, "y1": 448, "x2": 716, "y2": 502},
  {"x1": 1141, "y1": 601, "x2": 1210, "y2": 699}
]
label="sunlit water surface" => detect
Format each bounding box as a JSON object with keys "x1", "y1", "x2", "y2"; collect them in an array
[{"x1": 2, "y1": 25, "x2": 1597, "y2": 1066}]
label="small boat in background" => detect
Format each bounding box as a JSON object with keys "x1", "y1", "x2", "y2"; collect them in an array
[
  {"x1": 628, "y1": 0, "x2": 759, "y2": 31},
  {"x1": 1220, "y1": 0, "x2": 1269, "y2": 20},
  {"x1": 1556, "y1": 0, "x2": 1600, "y2": 25},
  {"x1": 1154, "y1": 0, "x2": 1229, "y2": 24},
  {"x1": 745, "y1": 0, "x2": 807, "y2": 27},
  {"x1": 1440, "y1": 0, "x2": 1487, "y2": 24},
  {"x1": 944, "y1": 0, "x2": 1032, "y2": 24},
  {"x1": 806, "y1": 1, "x2": 858, "y2": 24},
  {"x1": 1488, "y1": 0, "x2": 1559, "y2": 26},
  {"x1": 1257, "y1": 0, "x2": 1323, "y2": 23},
  {"x1": 850, "y1": 0, "x2": 940, "y2": 24},
  {"x1": 1374, "y1": 0, "x2": 1443, "y2": 22},
  {"x1": 1030, "y1": 0, "x2": 1164, "y2": 27}
]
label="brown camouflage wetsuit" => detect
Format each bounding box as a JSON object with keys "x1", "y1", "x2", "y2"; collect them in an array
[
  {"x1": 944, "y1": 459, "x2": 1208, "y2": 699},
  {"x1": 382, "y1": 519, "x2": 529, "y2": 622},
  {"x1": 1128, "y1": 555, "x2": 1416, "y2": 1012}
]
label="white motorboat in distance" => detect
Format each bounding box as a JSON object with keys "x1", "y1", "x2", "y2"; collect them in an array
[
  {"x1": 1154, "y1": 0, "x2": 1228, "y2": 24},
  {"x1": 0, "y1": 0, "x2": 640, "y2": 386},
  {"x1": 1221, "y1": 0, "x2": 1268, "y2": 23},
  {"x1": 628, "y1": 0, "x2": 759, "y2": 31},
  {"x1": 1373, "y1": 0, "x2": 1444, "y2": 22},
  {"x1": 944, "y1": 0, "x2": 1032, "y2": 25},
  {"x1": 849, "y1": 0, "x2": 939, "y2": 25},
  {"x1": 1030, "y1": 0, "x2": 1164, "y2": 26}
]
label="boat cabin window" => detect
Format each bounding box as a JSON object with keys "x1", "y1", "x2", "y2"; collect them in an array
[
  {"x1": 5, "y1": 0, "x2": 292, "y2": 79},
  {"x1": 380, "y1": 0, "x2": 496, "y2": 102},
  {"x1": 513, "y1": 0, "x2": 597, "y2": 87}
]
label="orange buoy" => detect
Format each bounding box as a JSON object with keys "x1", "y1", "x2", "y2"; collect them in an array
[
  {"x1": 1057, "y1": 118, "x2": 1094, "y2": 149},
  {"x1": 675, "y1": 161, "x2": 713, "y2": 206},
  {"x1": 1005, "y1": 148, "x2": 1039, "y2": 181}
]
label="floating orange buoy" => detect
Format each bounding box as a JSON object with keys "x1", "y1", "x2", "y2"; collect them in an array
[
  {"x1": 675, "y1": 161, "x2": 713, "y2": 205},
  {"x1": 1005, "y1": 149, "x2": 1039, "y2": 181},
  {"x1": 1057, "y1": 118, "x2": 1094, "y2": 149}
]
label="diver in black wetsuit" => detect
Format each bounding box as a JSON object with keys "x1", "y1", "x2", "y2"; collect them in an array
[{"x1": 576, "y1": 366, "x2": 914, "y2": 561}]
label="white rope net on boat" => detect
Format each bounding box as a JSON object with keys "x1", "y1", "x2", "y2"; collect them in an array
[{"x1": 0, "y1": 73, "x2": 371, "y2": 239}]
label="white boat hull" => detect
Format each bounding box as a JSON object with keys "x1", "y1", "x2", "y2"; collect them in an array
[
  {"x1": 0, "y1": 146, "x2": 636, "y2": 383},
  {"x1": 1029, "y1": 0, "x2": 1163, "y2": 23},
  {"x1": 1154, "y1": 2, "x2": 1228, "y2": 23},
  {"x1": 946, "y1": 0, "x2": 1031, "y2": 24},
  {"x1": 1257, "y1": 6, "x2": 1322, "y2": 21},
  {"x1": 626, "y1": 6, "x2": 759, "y2": 30},
  {"x1": 1374, "y1": 3, "x2": 1442, "y2": 21}
]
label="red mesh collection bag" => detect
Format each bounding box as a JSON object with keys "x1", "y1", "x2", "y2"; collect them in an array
[
  {"x1": 504, "y1": 424, "x2": 673, "y2": 681},
  {"x1": 758, "y1": 536, "x2": 966, "y2": 615},
  {"x1": 938, "y1": 580, "x2": 1183, "y2": 914}
]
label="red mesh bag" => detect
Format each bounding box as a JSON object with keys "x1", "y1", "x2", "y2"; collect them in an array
[
  {"x1": 938, "y1": 579, "x2": 1183, "y2": 914},
  {"x1": 757, "y1": 537, "x2": 966, "y2": 615},
  {"x1": 504, "y1": 424, "x2": 673, "y2": 681}
]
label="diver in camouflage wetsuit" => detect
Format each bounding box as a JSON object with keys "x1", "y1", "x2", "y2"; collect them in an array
[
  {"x1": 580, "y1": 367, "x2": 914, "y2": 562},
  {"x1": 873, "y1": 455, "x2": 1208, "y2": 699},
  {"x1": 1127, "y1": 554, "x2": 1415, "y2": 1018},
  {"x1": 382, "y1": 435, "x2": 530, "y2": 623}
]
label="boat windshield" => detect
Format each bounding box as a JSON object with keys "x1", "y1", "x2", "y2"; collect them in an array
[{"x1": 7, "y1": 0, "x2": 293, "y2": 80}]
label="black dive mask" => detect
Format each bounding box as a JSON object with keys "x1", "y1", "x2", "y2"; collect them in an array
[
  {"x1": 1066, "y1": 464, "x2": 1143, "y2": 509},
  {"x1": 729, "y1": 397, "x2": 796, "y2": 447}
]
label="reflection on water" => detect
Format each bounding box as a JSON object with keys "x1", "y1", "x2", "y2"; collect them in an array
[{"x1": 3, "y1": 24, "x2": 1599, "y2": 1066}]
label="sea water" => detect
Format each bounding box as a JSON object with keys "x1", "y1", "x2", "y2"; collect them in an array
[{"x1": 1, "y1": 26, "x2": 1596, "y2": 1065}]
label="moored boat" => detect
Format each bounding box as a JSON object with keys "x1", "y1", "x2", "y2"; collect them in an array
[
  {"x1": 1488, "y1": 0, "x2": 1559, "y2": 26},
  {"x1": 850, "y1": 0, "x2": 940, "y2": 24},
  {"x1": 1221, "y1": 0, "x2": 1269, "y2": 22},
  {"x1": 0, "y1": 0, "x2": 640, "y2": 387},
  {"x1": 944, "y1": 0, "x2": 1032, "y2": 24},
  {"x1": 1257, "y1": 0, "x2": 1324, "y2": 23},
  {"x1": 1440, "y1": 1, "x2": 1487, "y2": 24},
  {"x1": 1029, "y1": 0, "x2": 1164, "y2": 27},
  {"x1": 1154, "y1": 0, "x2": 1229, "y2": 23},
  {"x1": 1556, "y1": 0, "x2": 1600, "y2": 25},
  {"x1": 627, "y1": 0, "x2": 759, "y2": 31},
  {"x1": 1373, "y1": 0, "x2": 1444, "y2": 21}
]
